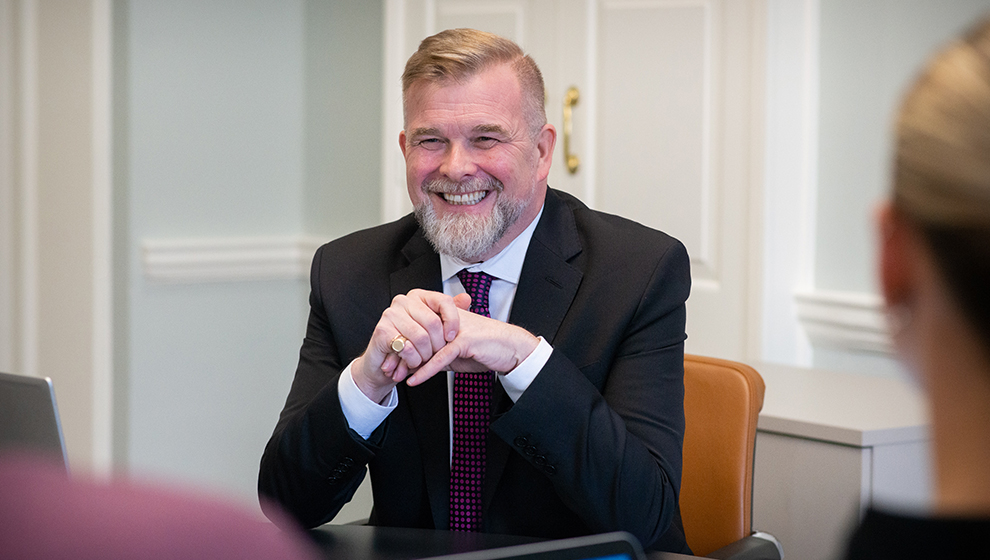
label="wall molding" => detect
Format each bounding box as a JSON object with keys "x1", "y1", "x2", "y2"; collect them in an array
[
  {"x1": 0, "y1": 0, "x2": 16, "y2": 372},
  {"x1": 759, "y1": 0, "x2": 820, "y2": 366},
  {"x1": 91, "y1": 0, "x2": 113, "y2": 475},
  {"x1": 19, "y1": 0, "x2": 39, "y2": 379},
  {"x1": 381, "y1": 0, "x2": 408, "y2": 224},
  {"x1": 795, "y1": 289, "x2": 892, "y2": 355},
  {"x1": 142, "y1": 236, "x2": 325, "y2": 284}
]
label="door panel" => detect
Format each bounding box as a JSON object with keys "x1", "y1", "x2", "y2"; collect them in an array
[
  {"x1": 388, "y1": 0, "x2": 764, "y2": 359},
  {"x1": 597, "y1": 2, "x2": 709, "y2": 261}
]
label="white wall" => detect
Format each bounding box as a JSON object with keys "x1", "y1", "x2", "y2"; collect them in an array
[
  {"x1": 112, "y1": 0, "x2": 383, "y2": 509},
  {"x1": 303, "y1": 0, "x2": 384, "y2": 237},
  {"x1": 763, "y1": 0, "x2": 990, "y2": 379},
  {"x1": 812, "y1": 0, "x2": 989, "y2": 377},
  {"x1": 816, "y1": 0, "x2": 990, "y2": 294},
  {"x1": 1, "y1": 0, "x2": 382, "y2": 511}
]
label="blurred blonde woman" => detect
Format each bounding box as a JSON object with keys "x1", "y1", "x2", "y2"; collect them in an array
[{"x1": 845, "y1": 16, "x2": 990, "y2": 559}]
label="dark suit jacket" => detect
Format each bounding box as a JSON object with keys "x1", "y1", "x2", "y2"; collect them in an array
[{"x1": 259, "y1": 189, "x2": 692, "y2": 553}]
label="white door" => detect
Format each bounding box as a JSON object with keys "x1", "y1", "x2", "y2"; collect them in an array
[{"x1": 383, "y1": 0, "x2": 765, "y2": 360}]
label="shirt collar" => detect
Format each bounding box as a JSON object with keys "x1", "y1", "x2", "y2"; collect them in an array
[{"x1": 440, "y1": 203, "x2": 545, "y2": 285}]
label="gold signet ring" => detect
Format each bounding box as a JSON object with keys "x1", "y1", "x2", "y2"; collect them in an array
[{"x1": 390, "y1": 335, "x2": 408, "y2": 353}]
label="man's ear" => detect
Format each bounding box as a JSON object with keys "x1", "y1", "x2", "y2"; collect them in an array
[
  {"x1": 535, "y1": 124, "x2": 556, "y2": 182},
  {"x1": 877, "y1": 201, "x2": 919, "y2": 308},
  {"x1": 399, "y1": 131, "x2": 408, "y2": 159}
]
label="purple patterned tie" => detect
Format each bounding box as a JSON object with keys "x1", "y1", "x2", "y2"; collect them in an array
[{"x1": 450, "y1": 269, "x2": 495, "y2": 532}]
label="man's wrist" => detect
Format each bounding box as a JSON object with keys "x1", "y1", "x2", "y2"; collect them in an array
[
  {"x1": 499, "y1": 336, "x2": 552, "y2": 402},
  {"x1": 351, "y1": 355, "x2": 394, "y2": 405},
  {"x1": 339, "y1": 362, "x2": 397, "y2": 440},
  {"x1": 510, "y1": 331, "x2": 541, "y2": 372}
]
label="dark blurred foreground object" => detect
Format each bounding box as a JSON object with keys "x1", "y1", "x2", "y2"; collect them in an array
[
  {"x1": 846, "y1": 509, "x2": 990, "y2": 560},
  {"x1": 0, "y1": 455, "x2": 320, "y2": 560},
  {"x1": 306, "y1": 523, "x2": 707, "y2": 560},
  {"x1": 418, "y1": 531, "x2": 645, "y2": 560}
]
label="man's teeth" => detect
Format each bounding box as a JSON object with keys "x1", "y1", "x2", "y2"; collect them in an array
[{"x1": 442, "y1": 191, "x2": 487, "y2": 205}]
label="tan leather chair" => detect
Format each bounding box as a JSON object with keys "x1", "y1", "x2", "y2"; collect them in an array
[{"x1": 679, "y1": 355, "x2": 782, "y2": 560}]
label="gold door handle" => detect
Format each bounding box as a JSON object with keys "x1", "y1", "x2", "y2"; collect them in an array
[{"x1": 562, "y1": 86, "x2": 580, "y2": 174}]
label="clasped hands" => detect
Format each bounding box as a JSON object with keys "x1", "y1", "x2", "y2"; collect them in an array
[{"x1": 351, "y1": 289, "x2": 540, "y2": 404}]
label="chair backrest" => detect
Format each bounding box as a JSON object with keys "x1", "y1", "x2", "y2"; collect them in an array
[{"x1": 678, "y1": 355, "x2": 765, "y2": 556}]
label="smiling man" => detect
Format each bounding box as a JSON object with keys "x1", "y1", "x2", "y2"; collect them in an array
[
  {"x1": 259, "y1": 29, "x2": 692, "y2": 554},
  {"x1": 403, "y1": 61, "x2": 547, "y2": 263}
]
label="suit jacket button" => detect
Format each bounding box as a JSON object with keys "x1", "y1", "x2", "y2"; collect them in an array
[
  {"x1": 543, "y1": 465, "x2": 556, "y2": 475},
  {"x1": 534, "y1": 455, "x2": 547, "y2": 466},
  {"x1": 524, "y1": 445, "x2": 537, "y2": 457},
  {"x1": 514, "y1": 436, "x2": 529, "y2": 448},
  {"x1": 341, "y1": 457, "x2": 354, "y2": 466}
]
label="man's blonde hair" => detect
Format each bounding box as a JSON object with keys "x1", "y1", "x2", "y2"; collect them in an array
[{"x1": 401, "y1": 28, "x2": 546, "y2": 136}]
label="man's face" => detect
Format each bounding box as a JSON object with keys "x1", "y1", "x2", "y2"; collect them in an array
[{"x1": 400, "y1": 63, "x2": 555, "y2": 262}]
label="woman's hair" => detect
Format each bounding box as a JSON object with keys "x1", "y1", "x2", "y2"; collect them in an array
[
  {"x1": 894, "y1": 17, "x2": 990, "y2": 347},
  {"x1": 401, "y1": 28, "x2": 546, "y2": 136}
]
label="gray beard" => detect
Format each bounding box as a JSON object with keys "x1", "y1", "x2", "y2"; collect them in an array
[{"x1": 414, "y1": 177, "x2": 526, "y2": 262}]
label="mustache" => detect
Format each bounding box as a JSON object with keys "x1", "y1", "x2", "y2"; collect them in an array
[{"x1": 423, "y1": 176, "x2": 503, "y2": 195}]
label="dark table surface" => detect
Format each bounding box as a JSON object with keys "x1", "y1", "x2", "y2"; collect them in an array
[{"x1": 308, "y1": 524, "x2": 702, "y2": 560}]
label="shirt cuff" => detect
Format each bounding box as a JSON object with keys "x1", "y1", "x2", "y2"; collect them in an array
[
  {"x1": 498, "y1": 336, "x2": 552, "y2": 402},
  {"x1": 338, "y1": 362, "x2": 397, "y2": 440}
]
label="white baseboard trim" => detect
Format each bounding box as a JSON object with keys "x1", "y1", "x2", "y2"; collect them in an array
[
  {"x1": 142, "y1": 236, "x2": 326, "y2": 283},
  {"x1": 795, "y1": 290, "x2": 893, "y2": 355}
]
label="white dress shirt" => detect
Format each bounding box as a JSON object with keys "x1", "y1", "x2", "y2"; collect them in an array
[{"x1": 338, "y1": 205, "x2": 554, "y2": 440}]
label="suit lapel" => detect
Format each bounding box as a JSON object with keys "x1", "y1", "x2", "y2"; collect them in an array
[
  {"x1": 391, "y1": 231, "x2": 442, "y2": 296},
  {"x1": 484, "y1": 189, "x2": 584, "y2": 512},
  {"x1": 509, "y1": 189, "x2": 583, "y2": 343},
  {"x1": 390, "y1": 231, "x2": 452, "y2": 528}
]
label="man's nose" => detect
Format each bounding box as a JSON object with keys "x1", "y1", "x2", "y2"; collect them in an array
[{"x1": 439, "y1": 142, "x2": 477, "y2": 182}]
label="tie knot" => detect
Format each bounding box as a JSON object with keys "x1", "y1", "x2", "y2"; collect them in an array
[{"x1": 456, "y1": 270, "x2": 494, "y2": 318}]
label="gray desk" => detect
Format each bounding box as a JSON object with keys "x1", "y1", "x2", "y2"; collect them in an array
[
  {"x1": 308, "y1": 524, "x2": 702, "y2": 560},
  {"x1": 749, "y1": 361, "x2": 930, "y2": 560}
]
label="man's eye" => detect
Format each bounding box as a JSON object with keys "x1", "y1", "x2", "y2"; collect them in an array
[
  {"x1": 417, "y1": 138, "x2": 444, "y2": 149},
  {"x1": 475, "y1": 136, "x2": 499, "y2": 147}
]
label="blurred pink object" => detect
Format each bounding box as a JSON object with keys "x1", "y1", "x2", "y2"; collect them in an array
[{"x1": 0, "y1": 455, "x2": 320, "y2": 560}]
